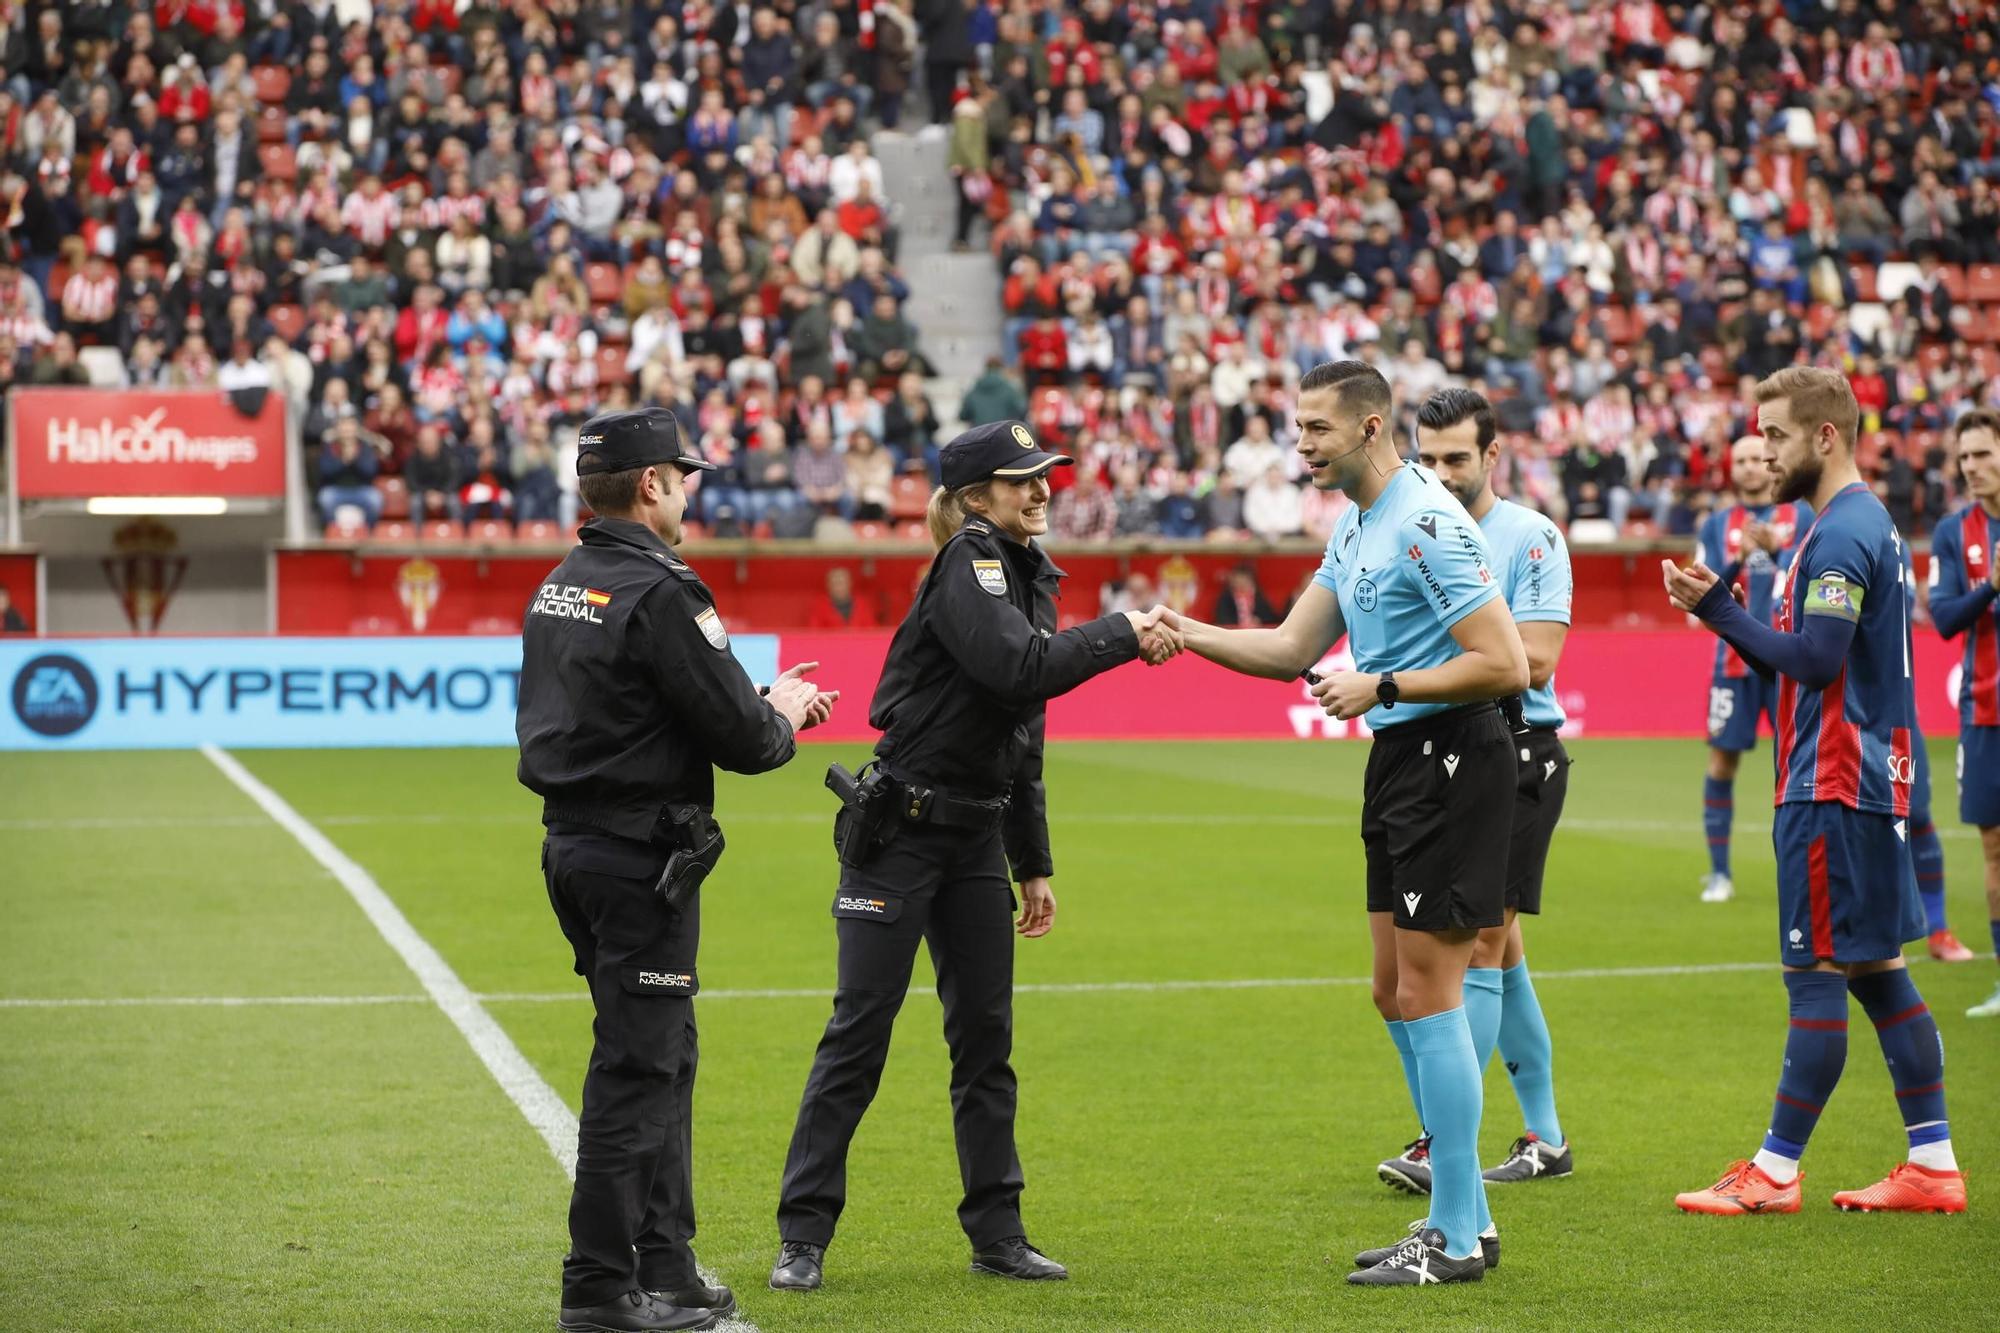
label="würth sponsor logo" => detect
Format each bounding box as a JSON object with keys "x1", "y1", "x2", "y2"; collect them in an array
[{"x1": 46, "y1": 408, "x2": 261, "y2": 471}]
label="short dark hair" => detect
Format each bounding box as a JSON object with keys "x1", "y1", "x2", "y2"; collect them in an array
[
  {"x1": 1417, "y1": 387, "x2": 1498, "y2": 450},
  {"x1": 1952, "y1": 407, "x2": 2000, "y2": 444},
  {"x1": 1298, "y1": 359, "x2": 1392, "y2": 423},
  {"x1": 579, "y1": 468, "x2": 643, "y2": 516}
]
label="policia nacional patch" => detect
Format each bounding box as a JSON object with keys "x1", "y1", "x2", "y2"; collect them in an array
[
  {"x1": 972, "y1": 560, "x2": 1007, "y2": 596},
  {"x1": 694, "y1": 605, "x2": 729, "y2": 649}
]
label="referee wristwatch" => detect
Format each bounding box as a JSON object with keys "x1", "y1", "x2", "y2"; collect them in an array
[{"x1": 1376, "y1": 671, "x2": 1399, "y2": 709}]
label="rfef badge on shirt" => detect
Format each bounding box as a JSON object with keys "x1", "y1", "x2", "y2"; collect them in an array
[{"x1": 973, "y1": 560, "x2": 1007, "y2": 596}]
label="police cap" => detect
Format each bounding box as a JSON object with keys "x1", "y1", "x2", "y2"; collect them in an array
[
  {"x1": 574, "y1": 407, "x2": 716, "y2": 476},
  {"x1": 939, "y1": 420, "x2": 1073, "y2": 490}
]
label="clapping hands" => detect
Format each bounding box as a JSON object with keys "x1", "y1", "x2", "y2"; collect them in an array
[
  {"x1": 769, "y1": 660, "x2": 841, "y2": 731},
  {"x1": 1124, "y1": 604, "x2": 1184, "y2": 666}
]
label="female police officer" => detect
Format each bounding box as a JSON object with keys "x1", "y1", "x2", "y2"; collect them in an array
[{"x1": 770, "y1": 421, "x2": 1175, "y2": 1291}]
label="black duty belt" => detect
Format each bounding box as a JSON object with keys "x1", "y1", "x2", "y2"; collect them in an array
[{"x1": 892, "y1": 778, "x2": 1008, "y2": 830}]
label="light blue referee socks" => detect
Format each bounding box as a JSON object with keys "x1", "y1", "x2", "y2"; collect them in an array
[
  {"x1": 1385, "y1": 1019, "x2": 1424, "y2": 1123},
  {"x1": 1405, "y1": 1007, "x2": 1487, "y2": 1259},
  {"x1": 1497, "y1": 961, "x2": 1563, "y2": 1145},
  {"x1": 1463, "y1": 967, "x2": 1506, "y2": 1070}
]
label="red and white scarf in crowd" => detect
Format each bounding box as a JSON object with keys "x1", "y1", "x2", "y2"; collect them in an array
[{"x1": 63, "y1": 269, "x2": 119, "y2": 325}]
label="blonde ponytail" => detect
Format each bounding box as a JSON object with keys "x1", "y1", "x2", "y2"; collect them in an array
[{"x1": 925, "y1": 482, "x2": 993, "y2": 549}]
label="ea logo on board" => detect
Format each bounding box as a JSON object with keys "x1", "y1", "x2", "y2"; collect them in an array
[{"x1": 12, "y1": 654, "x2": 99, "y2": 738}]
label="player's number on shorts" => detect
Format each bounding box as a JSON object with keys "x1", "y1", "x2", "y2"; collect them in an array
[{"x1": 1708, "y1": 686, "x2": 1735, "y2": 736}]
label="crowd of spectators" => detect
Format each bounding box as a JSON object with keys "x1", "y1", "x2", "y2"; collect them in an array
[
  {"x1": 0, "y1": 0, "x2": 949, "y2": 538},
  {"x1": 1, "y1": 2, "x2": 1998, "y2": 549},
  {"x1": 957, "y1": 0, "x2": 2000, "y2": 542}
]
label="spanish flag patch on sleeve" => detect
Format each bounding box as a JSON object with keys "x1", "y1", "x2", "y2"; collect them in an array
[{"x1": 584, "y1": 589, "x2": 612, "y2": 607}]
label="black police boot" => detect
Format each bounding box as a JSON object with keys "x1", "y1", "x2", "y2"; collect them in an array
[
  {"x1": 769, "y1": 1241, "x2": 825, "y2": 1291},
  {"x1": 969, "y1": 1236, "x2": 1069, "y2": 1280},
  {"x1": 557, "y1": 1289, "x2": 723, "y2": 1332},
  {"x1": 645, "y1": 1283, "x2": 736, "y2": 1321}
]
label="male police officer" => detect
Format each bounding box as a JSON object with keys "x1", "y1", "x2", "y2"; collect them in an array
[{"x1": 518, "y1": 406, "x2": 833, "y2": 1333}]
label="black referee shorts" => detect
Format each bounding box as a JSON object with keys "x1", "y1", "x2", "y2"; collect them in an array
[
  {"x1": 1507, "y1": 728, "x2": 1571, "y2": 915},
  {"x1": 1362, "y1": 703, "x2": 1513, "y2": 933}
]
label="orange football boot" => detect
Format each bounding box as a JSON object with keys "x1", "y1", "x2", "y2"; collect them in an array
[
  {"x1": 1927, "y1": 929, "x2": 1976, "y2": 962},
  {"x1": 1832, "y1": 1162, "x2": 1967, "y2": 1213},
  {"x1": 1675, "y1": 1160, "x2": 1802, "y2": 1215}
]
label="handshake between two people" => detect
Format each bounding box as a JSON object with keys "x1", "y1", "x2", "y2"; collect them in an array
[
  {"x1": 1121, "y1": 605, "x2": 1187, "y2": 666},
  {"x1": 767, "y1": 660, "x2": 841, "y2": 732}
]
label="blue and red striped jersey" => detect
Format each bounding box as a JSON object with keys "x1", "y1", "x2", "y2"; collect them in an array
[
  {"x1": 1696, "y1": 500, "x2": 1812, "y2": 678},
  {"x1": 1772, "y1": 483, "x2": 1917, "y2": 815},
  {"x1": 1927, "y1": 503, "x2": 2000, "y2": 729}
]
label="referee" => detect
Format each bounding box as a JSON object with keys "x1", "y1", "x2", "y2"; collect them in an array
[
  {"x1": 1167, "y1": 361, "x2": 1527, "y2": 1285},
  {"x1": 517, "y1": 407, "x2": 833, "y2": 1333},
  {"x1": 1414, "y1": 388, "x2": 1574, "y2": 1186}
]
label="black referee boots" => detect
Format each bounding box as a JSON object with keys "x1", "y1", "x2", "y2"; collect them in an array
[{"x1": 557, "y1": 1289, "x2": 723, "y2": 1331}]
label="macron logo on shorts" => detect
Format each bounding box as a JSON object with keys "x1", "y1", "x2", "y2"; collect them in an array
[
  {"x1": 1402, "y1": 892, "x2": 1423, "y2": 916},
  {"x1": 1443, "y1": 753, "x2": 1460, "y2": 777}
]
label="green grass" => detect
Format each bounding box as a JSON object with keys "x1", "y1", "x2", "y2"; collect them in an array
[{"x1": 2, "y1": 740, "x2": 1997, "y2": 1330}]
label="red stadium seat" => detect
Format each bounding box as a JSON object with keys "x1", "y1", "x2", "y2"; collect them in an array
[
  {"x1": 259, "y1": 142, "x2": 297, "y2": 182},
  {"x1": 368, "y1": 519, "x2": 416, "y2": 543},
  {"x1": 419, "y1": 519, "x2": 464, "y2": 541},
  {"x1": 252, "y1": 65, "x2": 291, "y2": 104},
  {"x1": 465, "y1": 519, "x2": 514, "y2": 543},
  {"x1": 893, "y1": 519, "x2": 929, "y2": 543},
  {"x1": 1938, "y1": 264, "x2": 1968, "y2": 302},
  {"x1": 256, "y1": 105, "x2": 288, "y2": 143},
  {"x1": 584, "y1": 262, "x2": 624, "y2": 307},
  {"x1": 516, "y1": 519, "x2": 563, "y2": 544},
  {"x1": 375, "y1": 475, "x2": 410, "y2": 520},
  {"x1": 888, "y1": 473, "x2": 930, "y2": 519},
  {"x1": 1968, "y1": 265, "x2": 2000, "y2": 303},
  {"x1": 1850, "y1": 264, "x2": 1879, "y2": 304},
  {"x1": 680, "y1": 520, "x2": 708, "y2": 542},
  {"x1": 595, "y1": 344, "x2": 633, "y2": 386},
  {"x1": 851, "y1": 521, "x2": 889, "y2": 542},
  {"x1": 267, "y1": 302, "x2": 305, "y2": 344},
  {"x1": 1602, "y1": 306, "x2": 1637, "y2": 345},
  {"x1": 322, "y1": 518, "x2": 365, "y2": 541}
]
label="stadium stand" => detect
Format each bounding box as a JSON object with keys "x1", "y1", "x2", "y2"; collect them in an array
[{"x1": 0, "y1": 0, "x2": 1995, "y2": 548}]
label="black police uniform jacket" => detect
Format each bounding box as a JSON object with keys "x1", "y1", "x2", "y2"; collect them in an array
[
  {"x1": 516, "y1": 517, "x2": 796, "y2": 840},
  {"x1": 869, "y1": 515, "x2": 1140, "y2": 880}
]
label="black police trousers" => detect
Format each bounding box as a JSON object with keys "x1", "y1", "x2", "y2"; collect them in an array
[
  {"x1": 777, "y1": 818, "x2": 1026, "y2": 1249},
  {"x1": 543, "y1": 830, "x2": 703, "y2": 1308}
]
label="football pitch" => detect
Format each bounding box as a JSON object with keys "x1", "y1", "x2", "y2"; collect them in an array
[{"x1": 2, "y1": 739, "x2": 1996, "y2": 1331}]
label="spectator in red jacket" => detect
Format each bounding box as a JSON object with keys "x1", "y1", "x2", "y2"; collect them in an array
[{"x1": 805, "y1": 566, "x2": 880, "y2": 628}]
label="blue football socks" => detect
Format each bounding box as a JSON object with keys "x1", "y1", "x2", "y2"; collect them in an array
[
  {"x1": 1386, "y1": 1019, "x2": 1424, "y2": 1125},
  {"x1": 1912, "y1": 816, "x2": 1946, "y2": 933},
  {"x1": 1848, "y1": 969, "x2": 1951, "y2": 1164},
  {"x1": 1497, "y1": 960, "x2": 1563, "y2": 1145},
  {"x1": 1405, "y1": 1008, "x2": 1487, "y2": 1259},
  {"x1": 1702, "y1": 775, "x2": 1734, "y2": 877},
  {"x1": 1760, "y1": 971, "x2": 1848, "y2": 1175},
  {"x1": 1463, "y1": 968, "x2": 1505, "y2": 1070}
]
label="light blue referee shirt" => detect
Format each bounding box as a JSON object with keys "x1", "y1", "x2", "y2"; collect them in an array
[
  {"x1": 1479, "y1": 497, "x2": 1572, "y2": 730},
  {"x1": 1313, "y1": 463, "x2": 1502, "y2": 730}
]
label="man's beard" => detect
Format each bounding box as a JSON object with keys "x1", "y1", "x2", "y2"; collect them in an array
[
  {"x1": 1773, "y1": 455, "x2": 1821, "y2": 504},
  {"x1": 1446, "y1": 475, "x2": 1483, "y2": 509}
]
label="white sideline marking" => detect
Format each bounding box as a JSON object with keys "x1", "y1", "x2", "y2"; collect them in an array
[
  {"x1": 196, "y1": 745, "x2": 756, "y2": 1330},
  {"x1": 2, "y1": 957, "x2": 1785, "y2": 1009}
]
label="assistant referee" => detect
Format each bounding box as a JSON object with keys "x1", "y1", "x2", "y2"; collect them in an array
[{"x1": 1167, "y1": 360, "x2": 1527, "y2": 1286}]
